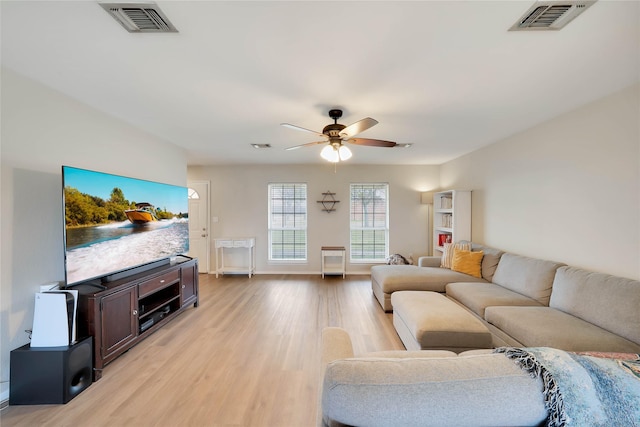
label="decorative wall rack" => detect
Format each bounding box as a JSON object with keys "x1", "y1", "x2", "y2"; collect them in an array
[{"x1": 317, "y1": 191, "x2": 340, "y2": 213}]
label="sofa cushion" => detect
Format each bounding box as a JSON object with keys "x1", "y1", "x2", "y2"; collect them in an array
[
  {"x1": 322, "y1": 353, "x2": 548, "y2": 427},
  {"x1": 371, "y1": 264, "x2": 486, "y2": 294},
  {"x1": 446, "y1": 282, "x2": 543, "y2": 318},
  {"x1": 466, "y1": 242, "x2": 505, "y2": 282},
  {"x1": 484, "y1": 306, "x2": 640, "y2": 353},
  {"x1": 451, "y1": 250, "x2": 483, "y2": 278},
  {"x1": 549, "y1": 266, "x2": 640, "y2": 346},
  {"x1": 491, "y1": 253, "x2": 565, "y2": 305}
]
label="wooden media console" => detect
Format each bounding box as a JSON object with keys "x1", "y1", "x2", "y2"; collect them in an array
[{"x1": 74, "y1": 257, "x2": 199, "y2": 380}]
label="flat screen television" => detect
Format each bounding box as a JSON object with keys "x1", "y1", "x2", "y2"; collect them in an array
[{"x1": 62, "y1": 166, "x2": 189, "y2": 287}]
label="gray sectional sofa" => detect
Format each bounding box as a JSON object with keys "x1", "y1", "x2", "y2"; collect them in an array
[
  {"x1": 320, "y1": 327, "x2": 640, "y2": 427},
  {"x1": 371, "y1": 242, "x2": 640, "y2": 353},
  {"x1": 320, "y1": 243, "x2": 640, "y2": 426}
]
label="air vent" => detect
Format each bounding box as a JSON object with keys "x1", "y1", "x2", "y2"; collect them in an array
[
  {"x1": 509, "y1": 1, "x2": 596, "y2": 31},
  {"x1": 100, "y1": 3, "x2": 178, "y2": 33}
]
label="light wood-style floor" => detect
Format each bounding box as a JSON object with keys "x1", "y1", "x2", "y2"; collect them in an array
[{"x1": 1, "y1": 273, "x2": 404, "y2": 426}]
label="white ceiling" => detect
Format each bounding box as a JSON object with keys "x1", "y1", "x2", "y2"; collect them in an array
[{"x1": 1, "y1": 1, "x2": 638, "y2": 166}]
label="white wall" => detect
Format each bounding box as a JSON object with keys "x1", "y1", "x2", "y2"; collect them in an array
[
  {"x1": 440, "y1": 83, "x2": 640, "y2": 280},
  {"x1": 0, "y1": 68, "x2": 187, "y2": 401},
  {"x1": 188, "y1": 164, "x2": 440, "y2": 274}
]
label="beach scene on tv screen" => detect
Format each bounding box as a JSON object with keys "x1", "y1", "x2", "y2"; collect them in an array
[{"x1": 63, "y1": 167, "x2": 189, "y2": 285}]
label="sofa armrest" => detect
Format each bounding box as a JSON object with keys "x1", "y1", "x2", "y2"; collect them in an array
[
  {"x1": 418, "y1": 256, "x2": 441, "y2": 267},
  {"x1": 320, "y1": 328, "x2": 356, "y2": 427},
  {"x1": 322, "y1": 327, "x2": 355, "y2": 365}
]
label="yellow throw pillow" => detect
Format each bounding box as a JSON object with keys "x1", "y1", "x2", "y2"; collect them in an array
[
  {"x1": 441, "y1": 242, "x2": 471, "y2": 269},
  {"x1": 451, "y1": 249, "x2": 484, "y2": 278}
]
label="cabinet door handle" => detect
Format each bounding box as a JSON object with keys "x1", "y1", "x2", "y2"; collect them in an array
[
  {"x1": 160, "y1": 280, "x2": 165, "y2": 283},
  {"x1": 182, "y1": 285, "x2": 185, "y2": 289},
  {"x1": 132, "y1": 309, "x2": 138, "y2": 316}
]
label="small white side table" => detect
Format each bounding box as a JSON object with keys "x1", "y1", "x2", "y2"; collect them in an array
[
  {"x1": 321, "y1": 246, "x2": 346, "y2": 278},
  {"x1": 214, "y1": 238, "x2": 256, "y2": 278}
]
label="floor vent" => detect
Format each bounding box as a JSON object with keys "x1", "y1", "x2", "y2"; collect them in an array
[
  {"x1": 509, "y1": 1, "x2": 596, "y2": 31},
  {"x1": 100, "y1": 3, "x2": 178, "y2": 33}
]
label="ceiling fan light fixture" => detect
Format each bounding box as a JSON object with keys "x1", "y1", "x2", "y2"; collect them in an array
[
  {"x1": 338, "y1": 145, "x2": 352, "y2": 161},
  {"x1": 283, "y1": 108, "x2": 399, "y2": 163},
  {"x1": 321, "y1": 145, "x2": 340, "y2": 163}
]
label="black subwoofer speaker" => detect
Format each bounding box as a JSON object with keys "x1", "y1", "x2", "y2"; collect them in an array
[{"x1": 9, "y1": 336, "x2": 93, "y2": 405}]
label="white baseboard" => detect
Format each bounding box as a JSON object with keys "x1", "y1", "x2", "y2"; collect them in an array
[{"x1": 205, "y1": 270, "x2": 372, "y2": 276}]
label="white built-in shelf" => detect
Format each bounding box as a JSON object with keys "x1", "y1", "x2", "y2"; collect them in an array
[{"x1": 433, "y1": 190, "x2": 471, "y2": 255}]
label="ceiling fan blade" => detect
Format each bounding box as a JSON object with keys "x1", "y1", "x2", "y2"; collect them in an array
[
  {"x1": 285, "y1": 141, "x2": 327, "y2": 151},
  {"x1": 347, "y1": 138, "x2": 397, "y2": 148},
  {"x1": 281, "y1": 123, "x2": 327, "y2": 139},
  {"x1": 339, "y1": 117, "x2": 378, "y2": 139}
]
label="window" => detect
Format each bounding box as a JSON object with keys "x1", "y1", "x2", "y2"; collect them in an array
[
  {"x1": 350, "y1": 183, "x2": 389, "y2": 262},
  {"x1": 268, "y1": 183, "x2": 307, "y2": 261},
  {"x1": 188, "y1": 188, "x2": 199, "y2": 199}
]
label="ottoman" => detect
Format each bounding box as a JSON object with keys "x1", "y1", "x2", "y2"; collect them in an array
[{"x1": 391, "y1": 291, "x2": 493, "y2": 352}]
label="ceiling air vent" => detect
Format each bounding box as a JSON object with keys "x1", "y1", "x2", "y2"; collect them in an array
[
  {"x1": 100, "y1": 3, "x2": 178, "y2": 33},
  {"x1": 509, "y1": 1, "x2": 596, "y2": 31}
]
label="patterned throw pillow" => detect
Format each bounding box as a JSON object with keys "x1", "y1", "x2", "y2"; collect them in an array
[{"x1": 440, "y1": 242, "x2": 471, "y2": 269}]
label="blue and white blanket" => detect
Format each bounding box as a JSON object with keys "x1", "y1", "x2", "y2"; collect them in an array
[{"x1": 495, "y1": 347, "x2": 640, "y2": 427}]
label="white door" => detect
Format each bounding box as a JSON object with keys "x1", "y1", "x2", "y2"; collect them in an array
[{"x1": 187, "y1": 181, "x2": 210, "y2": 273}]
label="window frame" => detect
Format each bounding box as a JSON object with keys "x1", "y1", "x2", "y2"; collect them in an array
[
  {"x1": 349, "y1": 183, "x2": 389, "y2": 263},
  {"x1": 268, "y1": 183, "x2": 308, "y2": 262}
]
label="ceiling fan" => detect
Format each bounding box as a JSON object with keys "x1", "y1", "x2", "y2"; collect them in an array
[{"x1": 282, "y1": 109, "x2": 397, "y2": 162}]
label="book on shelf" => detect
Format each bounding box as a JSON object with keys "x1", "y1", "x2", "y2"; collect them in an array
[
  {"x1": 441, "y1": 214, "x2": 452, "y2": 228},
  {"x1": 438, "y1": 234, "x2": 452, "y2": 246},
  {"x1": 440, "y1": 196, "x2": 453, "y2": 209}
]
